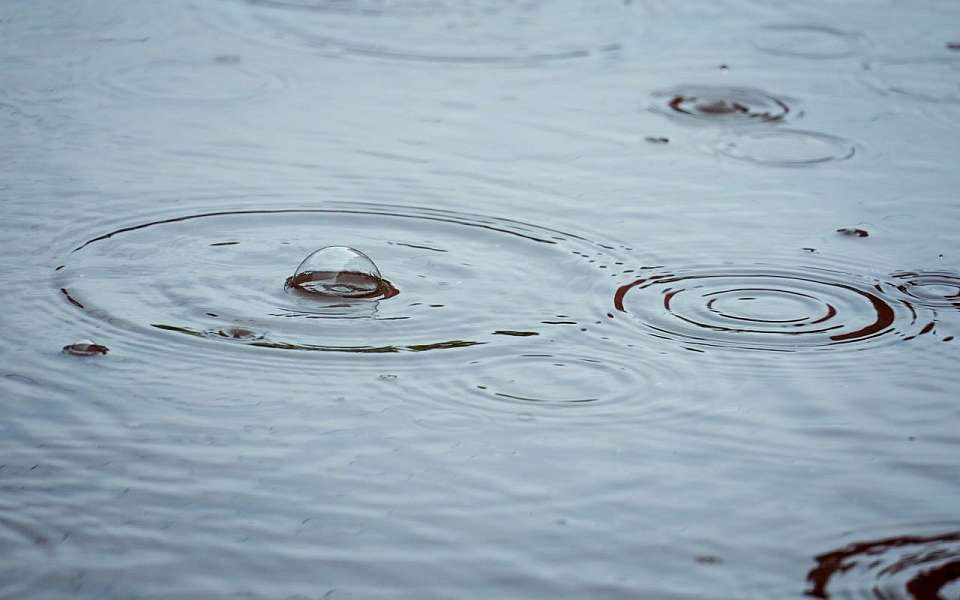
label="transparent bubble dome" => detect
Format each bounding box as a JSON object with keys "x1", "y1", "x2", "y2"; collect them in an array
[{"x1": 285, "y1": 246, "x2": 395, "y2": 299}]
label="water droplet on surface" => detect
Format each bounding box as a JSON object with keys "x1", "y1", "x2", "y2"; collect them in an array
[
  {"x1": 62, "y1": 340, "x2": 109, "y2": 356},
  {"x1": 286, "y1": 246, "x2": 398, "y2": 300}
]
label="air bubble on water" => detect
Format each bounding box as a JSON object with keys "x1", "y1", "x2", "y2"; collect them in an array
[{"x1": 286, "y1": 246, "x2": 384, "y2": 298}]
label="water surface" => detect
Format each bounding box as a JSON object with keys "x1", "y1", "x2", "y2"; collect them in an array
[{"x1": 2, "y1": 1, "x2": 959, "y2": 598}]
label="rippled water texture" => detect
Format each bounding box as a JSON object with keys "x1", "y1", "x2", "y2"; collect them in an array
[{"x1": 2, "y1": 0, "x2": 959, "y2": 598}]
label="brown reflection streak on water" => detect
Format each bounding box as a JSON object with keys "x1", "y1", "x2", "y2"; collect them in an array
[
  {"x1": 806, "y1": 532, "x2": 960, "y2": 600},
  {"x1": 59, "y1": 288, "x2": 84, "y2": 309},
  {"x1": 150, "y1": 323, "x2": 482, "y2": 353},
  {"x1": 826, "y1": 288, "x2": 894, "y2": 343}
]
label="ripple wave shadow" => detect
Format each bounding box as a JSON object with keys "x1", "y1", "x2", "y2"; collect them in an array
[
  {"x1": 863, "y1": 58, "x2": 960, "y2": 104},
  {"x1": 201, "y1": 0, "x2": 637, "y2": 64},
  {"x1": 91, "y1": 54, "x2": 286, "y2": 103},
  {"x1": 751, "y1": 24, "x2": 864, "y2": 60},
  {"x1": 433, "y1": 339, "x2": 704, "y2": 423}
]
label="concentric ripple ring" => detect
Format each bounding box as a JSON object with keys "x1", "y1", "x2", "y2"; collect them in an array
[
  {"x1": 714, "y1": 129, "x2": 857, "y2": 166},
  {"x1": 651, "y1": 85, "x2": 793, "y2": 125},
  {"x1": 611, "y1": 265, "x2": 931, "y2": 353},
  {"x1": 889, "y1": 271, "x2": 960, "y2": 310},
  {"x1": 55, "y1": 204, "x2": 614, "y2": 357}
]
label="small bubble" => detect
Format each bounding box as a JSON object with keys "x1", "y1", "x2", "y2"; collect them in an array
[
  {"x1": 286, "y1": 246, "x2": 398, "y2": 300},
  {"x1": 62, "y1": 340, "x2": 109, "y2": 356},
  {"x1": 378, "y1": 374, "x2": 398, "y2": 381},
  {"x1": 645, "y1": 136, "x2": 670, "y2": 144}
]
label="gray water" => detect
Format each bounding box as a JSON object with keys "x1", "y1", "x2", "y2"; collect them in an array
[{"x1": 2, "y1": 1, "x2": 959, "y2": 598}]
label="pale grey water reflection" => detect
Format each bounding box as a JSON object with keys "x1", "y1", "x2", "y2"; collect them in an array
[{"x1": 2, "y1": 1, "x2": 959, "y2": 598}]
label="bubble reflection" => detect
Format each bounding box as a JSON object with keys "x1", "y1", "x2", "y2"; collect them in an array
[{"x1": 285, "y1": 246, "x2": 399, "y2": 300}]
